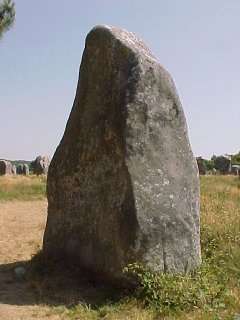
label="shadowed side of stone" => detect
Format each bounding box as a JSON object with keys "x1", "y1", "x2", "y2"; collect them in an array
[{"x1": 43, "y1": 25, "x2": 200, "y2": 283}]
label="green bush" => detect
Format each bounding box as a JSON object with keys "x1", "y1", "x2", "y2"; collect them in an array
[{"x1": 123, "y1": 261, "x2": 228, "y2": 315}]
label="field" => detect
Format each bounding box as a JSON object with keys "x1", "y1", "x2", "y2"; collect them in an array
[
  {"x1": 0, "y1": 175, "x2": 46, "y2": 201},
  {"x1": 0, "y1": 175, "x2": 239, "y2": 319}
]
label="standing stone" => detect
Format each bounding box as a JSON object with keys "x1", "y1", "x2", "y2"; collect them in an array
[
  {"x1": 16, "y1": 164, "x2": 24, "y2": 175},
  {"x1": 23, "y1": 164, "x2": 29, "y2": 176},
  {"x1": 32, "y1": 156, "x2": 50, "y2": 175},
  {"x1": 43, "y1": 25, "x2": 200, "y2": 282},
  {"x1": 11, "y1": 164, "x2": 17, "y2": 175},
  {"x1": 196, "y1": 157, "x2": 206, "y2": 175},
  {"x1": 0, "y1": 160, "x2": 12, "y2": 175}
]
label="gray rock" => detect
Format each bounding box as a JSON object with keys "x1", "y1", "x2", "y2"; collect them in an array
[
  {"x1": 14, "y1": 266, "x2": 26, "y2": 281},
  {"x1": 11, "y1": 164, "x2": 17, "y2": 175},
  {"x1": 32, "y1": 156, "x2": 50, "y2": 175},
  {"x1": 43, "y1": 25, "x2": 200, "y2": 282},
  {"x1": 23, "y1": 163, "x2": 29, "y2": 175},
  {"x1": 16, "y1": 164, "x2": 24, "y2": 175},
  {"x1": 0, "y1": 160, "x2": 13, "y2": 175},
  {"x1": 196, "y1": 157, "x2": 206, "y2": 175}
]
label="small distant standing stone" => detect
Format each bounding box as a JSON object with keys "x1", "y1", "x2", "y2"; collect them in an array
[
  {"x1": 16, "y1": 164, "x2": 24, "y2": 175},
  {"x1": 32, "y1": 155, "x2": 50, "y2": 175},
  {"x1": 0, "y1": 160, "x2": 13, "y2": 175},
  {"x1": 11, "y1": 164, "x2": 17, "y2": 175},
  {"x1": 196, "y1": 157, "x2": 206, "y2": 175},
  {"x1": 23, "y1": 164, "x2": 29, "y2": 175}
]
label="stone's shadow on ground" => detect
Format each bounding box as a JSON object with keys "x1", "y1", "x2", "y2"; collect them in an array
[
  {"x1": 0, "y1": 258, "x2": 126, "y2": 308},
  {"x1": 0, "y1": 260, "x2": 36, "y2": 307}
]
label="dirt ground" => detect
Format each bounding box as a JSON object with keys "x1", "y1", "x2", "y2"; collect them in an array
[{"x1": 0, "y1": 200, "x2": 63, "y2": 320}]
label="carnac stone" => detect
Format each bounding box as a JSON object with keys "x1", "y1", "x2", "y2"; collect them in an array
[
  {"x1": 23, "y1": 164, "x2": 29, "y2": 176},
  {"x1": 11, "y1": 164, "x2": 17, "y2": 175},
  {"x1": 196, "y1": 157, "x2": 206, "y2": 175},
  {"x1": 32, "y1": 156, "x2": 50, "y2": 175},
  {"x1": 16, "y1": 164, "x2": 24, "y2": 175},
  {"x1": 0, "y1": 160, "x2": 12, "y2": 175},
  {"x1": 43, "y1": 25, "x2": 200, "y2": 282}
]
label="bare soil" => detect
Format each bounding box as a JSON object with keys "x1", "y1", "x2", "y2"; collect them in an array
[{"x1": 0, "y1": 200, "x2": 62, "y2": 320}]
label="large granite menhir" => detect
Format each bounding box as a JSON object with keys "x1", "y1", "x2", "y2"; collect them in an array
[{"x1": 43, "y1": 25, "x2": 200, "y2": 282}]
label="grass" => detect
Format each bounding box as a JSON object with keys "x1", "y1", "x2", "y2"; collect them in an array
[
  {"x1": 65, "y1": 175, "x2": 239, "y2": 319},
  {"x1": 0, "y1": 175, "x2": 46, "y2": 201},
  {"x1": 1, "y1": 175, "x2": 240, "y2": 319}
]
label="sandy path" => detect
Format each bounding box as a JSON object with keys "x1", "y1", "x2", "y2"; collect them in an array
[{"x1": 0, "y1": 201, "x2": 62, "y2": 320}]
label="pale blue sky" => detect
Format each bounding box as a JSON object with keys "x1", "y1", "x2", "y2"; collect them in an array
[{"x1": 1, "y1": 0, "x2": 239, "y2": 160}]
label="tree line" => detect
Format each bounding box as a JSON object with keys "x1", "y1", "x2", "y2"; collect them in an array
[{"x1": 197, "y1": 151, "x2": 240, "y2": 175}]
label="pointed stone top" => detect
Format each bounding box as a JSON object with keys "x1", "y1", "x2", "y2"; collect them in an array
[{"x1": 87, "y1": 24, "x2": 158, "y2": 62}]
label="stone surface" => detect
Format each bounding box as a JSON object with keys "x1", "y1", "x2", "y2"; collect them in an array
[
  {"x1": 0, "y1": 160, "x2": 12, "y2": 175},
  {"x1": 23, "y1": 164, "x2": 29, "y2": 176},
  {"x1": 32, "y1": 156, "x2": 50, "y2": 175},
  {"x1": 14, "y1": 266, "x2": 26, "y2": 281},
  {"x1": 196, "y1": 157, "x2": 206, "y2": 175},
  {"x1": 11, "y1": 165, "x2": 17, "y2": 175},
  {"x1": 16, "y1": 164, "x2": 24, "y2": 175},
  {"x1": 43, "y1": 25, "x2": 200, "y2": 282}
]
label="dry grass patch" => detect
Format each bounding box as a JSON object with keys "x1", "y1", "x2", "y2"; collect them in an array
[{"x1": 0, "y1": 175, "x2": 46, "y2": 201}]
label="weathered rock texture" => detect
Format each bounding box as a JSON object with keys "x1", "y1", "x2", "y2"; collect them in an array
[
  {"x1": 23, "y1": 164, "x2": 29, "y2": 176},
  {"x1": 43, "y1": 25, "x2": 200, "y2": 281},
  {"x1": 0, "y1": 160, "x2": 13, "y2": 175},
  {"x1": 11, "y1": 165, "x2": 17, "y2": 175},
  {"x1": 196, "y1": 157, "x2": 206, "y2": 175},
  {"x1": 16, "y1": 164, "x2": 24, "y2": 175},
  {"x1": 32, "y1": 156, "x2": 50, "y2": 175}
]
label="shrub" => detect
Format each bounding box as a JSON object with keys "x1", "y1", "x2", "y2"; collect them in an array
[{"x1": 124, "y1": 262, "x2": 228, "y2": 315}]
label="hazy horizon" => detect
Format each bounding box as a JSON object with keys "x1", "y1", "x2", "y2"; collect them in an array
[{"x1": 1, "y1": 1, "x2": 239, "y2": 161}]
